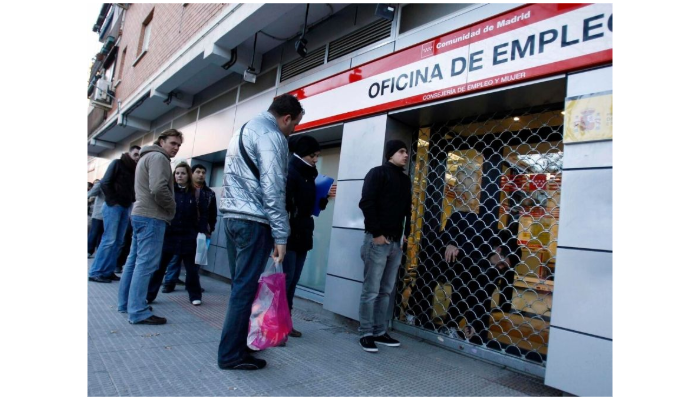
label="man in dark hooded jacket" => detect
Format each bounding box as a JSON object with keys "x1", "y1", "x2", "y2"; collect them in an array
[{"x1": 88, "y1": 145, "x2": 140, "y2": 282}]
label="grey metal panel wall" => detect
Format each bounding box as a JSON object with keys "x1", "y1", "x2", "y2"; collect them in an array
[
  {"x1": 325, "y1": 228, "x2": 366, "y2": 282},
  {"x1": 337, "y1": 115, "x2": 388, "y2": 180},
  {"x1": 545, "y1": 67, "x2": 613, "y2": 397},
  {"x1": 324, "y1": 114, "x2": 390, "y2": 319}
]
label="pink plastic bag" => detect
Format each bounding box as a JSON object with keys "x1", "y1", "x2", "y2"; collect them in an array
[{"x1": 247, "y1": 263, "x2": 293, "y2": 350}]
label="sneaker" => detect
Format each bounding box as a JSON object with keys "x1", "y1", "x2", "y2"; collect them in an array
[
  {"x1": 161, "y1": 285, "x2": 174, "y2": 293},
  {"x1": 219, "y1": 355, "x2": 267, "y2": 370},
  {"x1": 107, "y1": 273, "x2": 121, "y2": 281},
  {"x1": 288, "y1": 328, "x2": 302, "y2": 338},
  {"x1": 176, "y1": 279, "x2": 186, "y2": 286},
  {"x1": 359, "y1": 336, "x2": 378, "y2": 353},
  {"x1": 192, "y1": 300, "x2": 202, "y2": 306},
  {"x1": 373, "y1": 333, "x2": 401, "y2": 347},
  {"x1": 88, "y1": 276, "x2": 111, "y2": 283},
  {"x1": 130, "y1": 315, "x2": 167, "y2": 325},
  {"x1": 405, "y1": 313, "x2": 416, "y2": 326}
]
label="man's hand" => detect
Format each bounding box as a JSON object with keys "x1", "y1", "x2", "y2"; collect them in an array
[
  {"x1": 372, "y1": 235, "x2": 389, "y2": 245},
  {"x1": 445, "y1": 244, "x2": 459, "y2": 263},
  {"x1": 272, "y1": 244, "x2": 287, "y2": 265}
]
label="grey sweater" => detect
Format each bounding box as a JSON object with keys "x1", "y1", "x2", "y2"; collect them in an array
[
  {"x1": 88, "y1": 181, "x2": 106, "y2": 220},
  {"x1": 131, "y1": 145, "x2": 176, "y2": 223}
]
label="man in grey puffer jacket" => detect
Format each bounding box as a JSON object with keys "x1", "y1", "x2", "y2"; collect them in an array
[
  {"x1": 117, "y1": 129, "x2": 181, "y2": 325},
  {"x1": 217, "y1": 94, "x2": 303, "y2": 371}
]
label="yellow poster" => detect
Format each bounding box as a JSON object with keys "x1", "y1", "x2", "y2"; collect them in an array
[{"x1": 564, "y1": 92, "x2": 613, "y2": 143}]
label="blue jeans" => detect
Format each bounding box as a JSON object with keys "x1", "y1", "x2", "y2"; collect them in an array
[
  {"x1": 163, "y1": 254, "x2": 183, "y2": 285},
  {"x1": 87, "y1": 218, "x2": 104, "y2": 254},
  {"x1": 117, "y1": 215, "x2": 167, "y2": 323},
  {"x1": 358, "y1": 234, "x2": 403, "y2": 337},
  {"x1": 282, "y1": 250, "x2": 308, "y2": 311},
  {"x1": 89, "y1": 204, "x2": 131, "y2": 278},
  {"x1": 218, "y1": 219, "x2": 274, "y2": 367}
]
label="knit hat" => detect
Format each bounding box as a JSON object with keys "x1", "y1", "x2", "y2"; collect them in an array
[
  {"x1": 289, "y1": 135, "x2": 321, "y2": 157},
  {"x1": 385, "y1": 140, "x2": 408, "y2": 160}
]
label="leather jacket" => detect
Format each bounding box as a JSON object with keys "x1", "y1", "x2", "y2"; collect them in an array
[{"x1": 219, "y1": 111, "x2": 290, "y2": 244}]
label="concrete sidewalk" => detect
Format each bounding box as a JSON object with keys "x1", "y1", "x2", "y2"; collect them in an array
[{"x1": 88, "y1": 262, "x2": 562, "y2": 397}]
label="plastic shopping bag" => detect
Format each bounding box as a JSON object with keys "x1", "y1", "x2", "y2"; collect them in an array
[
  {"x1": 194, "y1": 233, "x2": 208, "y2": 265},
  {"x1": 247, "y1": 262, "x2": 293, "y2": 350}
]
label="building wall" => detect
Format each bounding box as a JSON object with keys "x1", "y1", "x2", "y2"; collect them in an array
[
  {"x1": 111, "y1": 3, "x2": 226, "y2": 119},
  {"x1": 544, "y1": 66, "x2": 613, "y2": 397}
]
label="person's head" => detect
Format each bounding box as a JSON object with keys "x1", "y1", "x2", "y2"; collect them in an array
[
  {"x1": 454, "y1": 165, "x2": 479, "y2": 198},
  {"x1": 88, "y1": 182, "x2": 93, "y2": 190},
  {"x1": 128, "y1": 145, "x2": 141, "y2": 162},
  {"x1": 191, "y1": 164, "x2": 207, "y2": 186},
  {"x1": 385, "y1": 140, "x2": 409, "y2": 167},
  {"x1": 268, "y1": 94, "x2": 305, "y2": 136},
  {"x1": 154, "y1": 129, "x2": 184, "y2": 158},
  {"x1": 290, "y1": 135, "x2": 321, "y2": 166},
  {"x1": 173, "y1": 161, "x2": 194, "y2": 192}
]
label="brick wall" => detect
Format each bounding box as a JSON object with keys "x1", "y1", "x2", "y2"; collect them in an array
[{"x1": 109, "y1": 3, "x2": 226, "y2": 119}]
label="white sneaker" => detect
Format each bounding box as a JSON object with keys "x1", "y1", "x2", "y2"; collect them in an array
[
  {"x1": 192, "y1": 300, "x2": 202, "y2": 306},
  {"x1": 405, "y1": 313, "x2": 416, "y2": 325}
]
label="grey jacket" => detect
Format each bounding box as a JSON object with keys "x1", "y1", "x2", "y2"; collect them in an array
[
  {"x1": 88, "y1": 181, "x2": 106, "y2": 220},
  {"x1": 131, "y1": 145, "x2": 176, "y2": 223},
  {"x1": 220, "y1": 111, "x2": 290, "y2": 244}
]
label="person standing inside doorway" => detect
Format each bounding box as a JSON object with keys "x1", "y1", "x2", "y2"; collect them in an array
[
  {"x1": 88, "y1": 145, "x2": 140, "y2": 282},
  {"x1": 357, "y1": 140, "x2": 412, "y2": 353},
  {"x1": 117, "y1": 131, "x2": 181, "y2": 325},
  {"x1": 217, "y1": 94, "x2": 303, "y2": 370}
]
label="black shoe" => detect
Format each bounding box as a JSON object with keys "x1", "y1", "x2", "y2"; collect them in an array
[
  {"x1": 176, "y1": 279, "x2": 186, "y2": 286},
  {"x1": 131, "y1": 315, "x2": 167, "y2": 325},
  {"x1": 107, "y1": 273, "x2": 121, "y2": 281},
  {"x1": 219, "y1": 355, "x2": 267, "y2": 370},
  {"x1": 359, "y1": 336, "x2": 378, "y2": 353},
  {"x1": 374, "y1": 333, "x2": 401, "y2": 347},
  {"x1": 88, "y1": 276, "x2": 111, "y2": 283},
  {"x1": 289, "y1": 328, "x2": 302, "y2": 338},
  {"x1": 161, "y1": 285, "x2": 174, "y2": 293}
]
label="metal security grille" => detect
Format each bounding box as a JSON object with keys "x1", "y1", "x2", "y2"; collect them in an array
[{"x1": 396, "y1": 105, "x2": 564, "y2": 366}]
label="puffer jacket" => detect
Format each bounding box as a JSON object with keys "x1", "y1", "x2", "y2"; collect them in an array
[{"x1": 219, "y1": 111, "x2": 290, "y2": 244}]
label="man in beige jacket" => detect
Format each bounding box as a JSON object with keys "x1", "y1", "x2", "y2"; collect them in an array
[{"x1": 117, "y1": 129, "x2": 182, "y2": 325}]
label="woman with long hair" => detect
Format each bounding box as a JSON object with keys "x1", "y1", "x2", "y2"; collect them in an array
[{"x1": 146, "y1": 162, "x2": 208, "y2": 305}]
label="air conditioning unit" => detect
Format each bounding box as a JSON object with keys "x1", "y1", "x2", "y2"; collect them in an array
[{"x1": 92, "y1": 78, "x2": 113, "y2": 110}]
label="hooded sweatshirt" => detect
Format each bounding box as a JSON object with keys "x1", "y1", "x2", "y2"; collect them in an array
[
  {"x1": 101, "y1": 153, "x2": 137, "y2": 208},
  {"x1": 131, "y1": 145, "x2": 176, "y2": 222}
]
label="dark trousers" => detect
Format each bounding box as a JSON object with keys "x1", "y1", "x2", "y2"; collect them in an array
[
  {"x1": 117, "y1": 223, "x2": 133, "y2": 269},
  {"x1": 88, "y1": 218, "x2": 104, "y2": 254},
  {"x1": 147, "y1": 252, "x2": 202, "y2": 303},
  {"x1": 282, "y1": 250, "x2": 308, "y2": 311},
  {"x1": 218, "y1": 219, "x2": 274, "y2": 367},
  {"x1": 407, "y1": 257, "x2": 513, "y2": 344}
]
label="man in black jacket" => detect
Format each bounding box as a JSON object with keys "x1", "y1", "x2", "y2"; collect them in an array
[
  {"x1": 88, "y1": 145, "x2": 140, "y2": 282},
  {"x1": 161, "y1": 164, "x2": 218, "y2": 292},
  {"x1": 357, "y1": 140, "x2": 412, "y2": 353}
]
